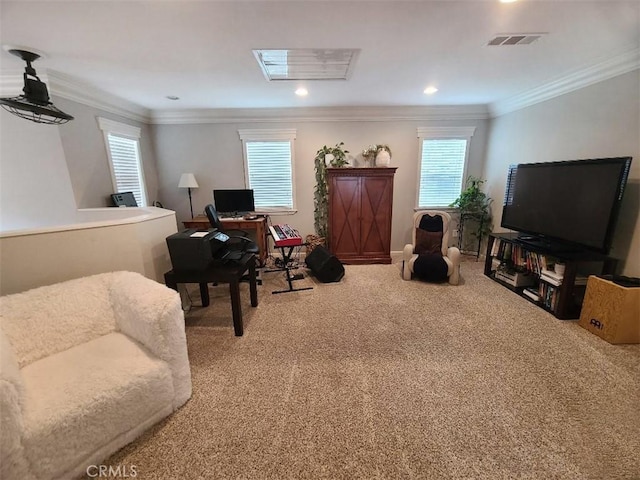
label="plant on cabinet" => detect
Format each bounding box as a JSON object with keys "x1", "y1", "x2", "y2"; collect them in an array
[{"x1": 312, "y1": 142, "x2": 349, "y2": 244}]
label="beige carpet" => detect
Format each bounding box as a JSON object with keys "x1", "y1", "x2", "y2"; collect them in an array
[{"x1": 103, "y1": 259, "x2": 640, "y2": 479}]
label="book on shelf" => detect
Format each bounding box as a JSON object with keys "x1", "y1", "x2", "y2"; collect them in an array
[
  {"x1": 541, "y1": 268, "x2": 563, "y2": 281},
  {"x1": 489, "y1": 239, "x2": 563, "y2": 278},
  {"x1": 523, "y1": 287, "x2": 540, "y2": 302},
  {"x1": 574, "y1": 275, "x2": 588, "y2": 286},
  {"x1": 490, "y1": 239, "x2": 501, "y2": 257},
  {"x1": 538, "y1": 282, "x2": 559, "y2": 311},
  {"x1": 539, "y1": 268, "x2": 563, "y2": 286},
  {"x1": 540, "y1": 273, "x2": 562, "y2": 286}
]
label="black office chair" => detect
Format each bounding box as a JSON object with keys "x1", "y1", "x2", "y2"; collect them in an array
[{"x1": 205, "y1": 204, "x2": 262, "y2": 284}]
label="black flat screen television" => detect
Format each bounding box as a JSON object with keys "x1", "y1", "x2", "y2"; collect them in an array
[
  {"x1": 213, "y1": 189, "x2": 255, "y2": 216},
  {"x1": 501, "y1": 157, "x2": 632, "y2": 254}
]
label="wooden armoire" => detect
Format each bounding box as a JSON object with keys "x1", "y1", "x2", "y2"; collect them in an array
[{"x1": 327, "y1": 167, "x2": 397, "y2": 264}]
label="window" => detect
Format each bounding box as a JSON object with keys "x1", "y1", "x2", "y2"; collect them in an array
[
  {"x1": 238, "y1": 129, "x2": 296, "y2": 212},
  {"x1": 416, "y1": 127, "x2": 476, "y2": 208},
  {"x1": 98, "y1": 117, "x2": 147, "y2": 207}
]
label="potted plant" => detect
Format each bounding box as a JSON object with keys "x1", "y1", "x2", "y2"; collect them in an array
[
  {"x1": 312, "y1": 142, "x2": 349, "y2": 244},
  {"x1": 450, "y1": 176, "x2": 493, "y2": 255}
]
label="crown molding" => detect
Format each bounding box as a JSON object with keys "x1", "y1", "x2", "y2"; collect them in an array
[
  {"x1": 0, "y1": 70, "x2": 25, "y2": 96},
  {"x1": 416, "y1": 126, "x2": 476, "y2": 138},
  {"x1": 490, "y1": 46, "x2": 640, "y2": 118},
  {"x1": 238, "y1": 128, "x2": 297, "y2": 141},
  {"x1": 0, "y1": 69, "x2": 151, "y2": 123},
  {"x1": 2, "y1": 46, "x2": 636, "y2": 126},
  {"x1": 149, "y1": 105, "x2": 491, "y2": 125},
  {"x1": 47, "y1": 70, "x2": 151, "y2": 124}
]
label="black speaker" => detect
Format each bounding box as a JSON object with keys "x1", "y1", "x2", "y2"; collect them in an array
[{"x1": 305, "y1": 246, "x2": 345, "y2": 283}]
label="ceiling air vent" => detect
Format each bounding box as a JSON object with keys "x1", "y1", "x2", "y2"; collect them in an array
[{"x1": 488, "y1": 33, "x2": 546, "y2": 46}]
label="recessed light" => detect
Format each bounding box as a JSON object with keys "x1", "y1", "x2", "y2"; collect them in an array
[
  {"x1": 424, "y1": 86, "x2": 438, "y2": 95},
  {"x1": 499, "y1": 0, "x2": 518, "y2": 3},
  {"x1": 295, "y1": 88, "x2": 308, "y2": 97},
  {"x1": 166, "y1": 95, "x2": 180, "y2": 101}
]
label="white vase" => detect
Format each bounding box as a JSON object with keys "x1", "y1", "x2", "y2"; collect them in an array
[
  {"x1": 375, "y1": 150, "x2": 391, "y2": 167},
  {"x1": 324, "y1": 153, "x2": 334, "y2": 167}
]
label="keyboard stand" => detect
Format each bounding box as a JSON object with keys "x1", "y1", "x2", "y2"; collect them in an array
[{"x1": 269, "y1": 245, "x2": 313, "y2": 295}]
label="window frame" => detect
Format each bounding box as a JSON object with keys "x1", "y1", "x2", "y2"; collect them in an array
[
  {"x1": 97, "y1": 117, "x2": 147, "y2": 207},
  {"x1": 416, "y1": 126, "x2": 476, "y2": 210},
  {"x1": 238, "y1": 128, "x2": 297, "y2": 214}
]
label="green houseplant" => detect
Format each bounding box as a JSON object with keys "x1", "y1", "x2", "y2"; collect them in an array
[
  {"x1": 313, "y1": 142, "x2": 349, "y2": 241},
  {"x1": 450, "y1": 176, "x2": 493, "y2": 254}
]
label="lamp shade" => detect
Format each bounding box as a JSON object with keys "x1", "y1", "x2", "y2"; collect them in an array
[{"x1": 178, "y1": 173, "x2": 199, "y2": 189}]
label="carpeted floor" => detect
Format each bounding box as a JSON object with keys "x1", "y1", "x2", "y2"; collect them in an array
[{"x1": 103, "y1": 259, "x2": 640, "y2": 479}]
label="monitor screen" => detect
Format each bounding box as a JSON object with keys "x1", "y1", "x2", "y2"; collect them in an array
[
  {"x1": 213, "y1": 189, "x2": 255, "y2": 216},
  {"x1": 501, "y1": 157, "x2": 631, "y2": 253}
]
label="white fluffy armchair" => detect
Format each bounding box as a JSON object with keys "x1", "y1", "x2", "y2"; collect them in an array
[
  {"x1": 0, "y1": 271, "x2": 192, "y2": 480},
  {"x1": 402, "y1": 210, "x2": 461, "y2": 285}
]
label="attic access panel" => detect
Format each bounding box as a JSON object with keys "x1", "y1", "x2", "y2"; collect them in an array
[{"x1": 253, "y1": 49, "x2": 360, "y2": 81}]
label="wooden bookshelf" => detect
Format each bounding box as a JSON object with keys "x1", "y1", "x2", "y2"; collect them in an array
[{"x1": 484, "y1": 233, "x2": 616, "y2": 319}]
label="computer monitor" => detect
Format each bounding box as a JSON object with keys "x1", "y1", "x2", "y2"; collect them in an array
[
  {"x1": 213, "y1": 189, "x2": 255, "y2": 216},
  {"x1": 111, "y1": 192, "x2": 138, "y2": 207}
]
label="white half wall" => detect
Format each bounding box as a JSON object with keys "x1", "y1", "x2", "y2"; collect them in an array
[
  {"x1": 484, "y1": 70, "x2": 640, "y2": 276},
  {"x1": 0, "y1": 208, "x2": 177, "y2": 295}
]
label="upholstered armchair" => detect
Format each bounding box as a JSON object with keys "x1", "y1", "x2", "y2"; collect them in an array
[
  {"x1": 0, "y1": 272, "x2": 192, "y2": 480},
  {"x1": 402, "y1": 210, "x2": 461, "y2": 285}
]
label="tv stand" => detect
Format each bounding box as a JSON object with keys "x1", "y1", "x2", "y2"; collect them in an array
[{"x1": 485, "y1": 232, "x2": 616, "y2": 319}]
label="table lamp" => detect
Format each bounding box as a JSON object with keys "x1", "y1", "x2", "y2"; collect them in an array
[{"x1": 178, "y1": 173, "x2": 199, "y2": 218}]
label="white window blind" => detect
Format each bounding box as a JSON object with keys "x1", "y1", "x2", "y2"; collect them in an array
[
  {"x1": 504, "y1": 164, "x2": 518, "y2": 206},
  {"x1": 419, "y1": 139, "x2": 468, "y2": 207},
  {"x1": 98, "y1": 117, "x2": 146, "y2": 207},
  {"x1": 107, "y1": 134, "x2": 145, "y2": 207},
  {"x1": 416, "y1": 126, "x2": 475, "y2": 208},
  {"x1": 239, "y1": 129, "x2": 297, "y2": 212},
  {"x1": 246, "y1": 141, "x2": 293, "y2": 210}
]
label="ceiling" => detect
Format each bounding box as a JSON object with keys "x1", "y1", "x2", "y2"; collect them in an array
[{"x1": 0, "y1": 0, "x2": 638, "y2": 116}]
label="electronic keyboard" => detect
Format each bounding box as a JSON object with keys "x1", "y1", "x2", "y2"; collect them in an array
[{"x1": 269, "y1": 224, "x2": 303, "y2": 247}]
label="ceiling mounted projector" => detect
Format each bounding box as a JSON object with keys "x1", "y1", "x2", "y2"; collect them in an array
[{"x1": 0, "y1": 49, "x2": 74, "y2": 125}]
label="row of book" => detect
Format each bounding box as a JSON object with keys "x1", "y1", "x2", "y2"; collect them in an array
[
  {"x1": 540, "y1": 268, "x2": 563, "y2": 286},
  {"x1": 523, "y1": 283, "x2": 560, "y2": 311},
  {"x1": 490, "y1": 239, "x2": 558, "y2": 275}
]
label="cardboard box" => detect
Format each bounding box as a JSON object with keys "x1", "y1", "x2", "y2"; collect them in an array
[{"x1": 578, "y1": 275, "x2": 640, "y2": 344}]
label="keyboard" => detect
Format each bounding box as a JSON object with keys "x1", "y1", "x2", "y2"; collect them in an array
[{"x1": 269, "y1": 224, "x2": 303, "y2": 247}]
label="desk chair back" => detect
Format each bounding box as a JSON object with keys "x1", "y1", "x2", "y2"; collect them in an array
[
  {"x1": 204, "y1": 204, "x2": 261, "y2": 284},
  {"x1": 204, "y1": 204, "x2": 260, "y2": 256},
  {"x1": 205, "y1": 204, "x2": 223, "y2": 231}
]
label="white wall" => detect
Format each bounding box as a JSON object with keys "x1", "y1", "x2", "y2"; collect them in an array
[
  {"x1": 484, "y1": 71, "x2": 640, "y2": 276},
  {"x1": 54, "y1": 97, "x2": 160, "y2": 208},
  {"x1": 4, "y1": 72, "x2": 637, "y2": 274},
  {"x1": 152, "y1": 114, "x2": 489, "y2": 252},
  {"x1": 0, "y1": 97, "x2": 161, "y2": 232},
  {"x1": 0, "y1": 110, "x2": 77, "y2": 231}
]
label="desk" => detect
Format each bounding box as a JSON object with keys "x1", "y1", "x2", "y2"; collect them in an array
[
  {"x1": 183, "y1": 215, "x2": 268, "y2": 266},
  {"x1": 164, "y1": 253, "x2": 258, "y2": 336}
]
